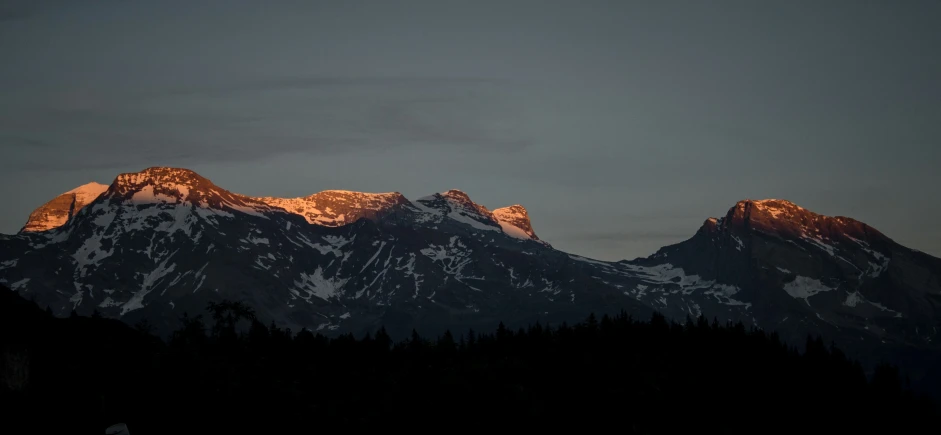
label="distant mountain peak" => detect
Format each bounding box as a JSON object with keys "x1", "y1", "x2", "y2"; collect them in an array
[
  {"x1": 19, "y1": 182, "x2": 109, "y2": 233},
  {"x1": 697, "y1": 198, "x2": 892, "y2": 254},
  {"x1": 493, "y1": 204, "x2": 542, "y2": 242}
]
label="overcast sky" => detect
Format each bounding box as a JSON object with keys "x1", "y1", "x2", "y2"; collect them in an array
[{"x1": 1, "y1": 0, "x2": 939, "y2": 260}]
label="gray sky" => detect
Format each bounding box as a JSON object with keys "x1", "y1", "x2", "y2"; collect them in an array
[{"x1": 1, "y1": 0, "x2": 940, "y2": 261}]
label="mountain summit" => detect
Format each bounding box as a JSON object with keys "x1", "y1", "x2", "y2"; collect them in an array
[
  {"x1": 707, "y1": 198, "x2": 889, "y2": 244},
  {"x1": 107, "y1": 167, "x2": 283, "y2": 214}
]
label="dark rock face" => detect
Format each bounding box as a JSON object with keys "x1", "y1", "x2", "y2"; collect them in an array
[{"x1": 2, "y1": 171, "x2": 940, "y2": 387}]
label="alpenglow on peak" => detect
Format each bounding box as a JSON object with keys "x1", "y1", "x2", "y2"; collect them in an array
[
  {"x1": 20, "y1": 182, "x2": 109, "y2": 233},
  {"x1": 16, "y1": 167, "x2": 546, "y2": 243}
]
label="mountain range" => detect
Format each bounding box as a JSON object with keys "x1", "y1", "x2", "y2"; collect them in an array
[{"x1": 2, "y1": 167, "x2": 940, "y2": 383}]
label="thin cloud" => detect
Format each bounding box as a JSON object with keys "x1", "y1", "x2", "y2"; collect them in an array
[
  {"x1": 555, "y1": 230, "x2": 693, "y2": 243},
  {"x1": 0, "y1": 76, "x2": 534, "y2": 172},
  {"x1": 0, "y1": 1, "x2": 35, "y2": 22},
  {"x1": 149, "y1": 76, "x2": 504, "y2": 99}
]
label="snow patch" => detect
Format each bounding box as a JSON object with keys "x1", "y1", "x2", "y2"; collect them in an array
[
  {"x1": 844, "y1": 291, "x2": 862, "y2": 307},
  {"x1": 498, "y1": 221, "x2": 532, "y2": 240},
  {"x1": 0, "y1": 259, "x2": 17, "y2": 269},
  {"x1": 783, "y1": 276, "x2": 834, "y2": 305},
  {"x1": 420, "y1": 236, "x2": 482, "y2": 290},
  {"x1": 291, "y1": 267, "x2": 348, "y2": 301},
  {"x1": 396, "y1": 254, "x2": 424, "y2": 298},
  {"x1": 121, "y1": 256, "x2": 177, "y2": 315}
]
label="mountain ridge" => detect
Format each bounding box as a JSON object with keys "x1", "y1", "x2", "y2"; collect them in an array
[
  {"x1": 2, "y1": 166, "x2": 939, "y2": 394},
  {"x1": 18, "y1": 167, "x2": 544, "y2": 244}
]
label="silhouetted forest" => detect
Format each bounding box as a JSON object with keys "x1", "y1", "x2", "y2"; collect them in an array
[{"x1": 0, "y1": 286, "x2": 936, "y2": 434}]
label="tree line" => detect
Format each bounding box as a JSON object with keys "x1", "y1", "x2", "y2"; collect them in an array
[{"x1": 1, "y1": 288, "x2": 937, "y2": 434}]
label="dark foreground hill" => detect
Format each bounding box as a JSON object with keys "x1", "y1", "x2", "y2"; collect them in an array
[{"x1": 0, "y1": 286, "x2": 936, "y2": 434}]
